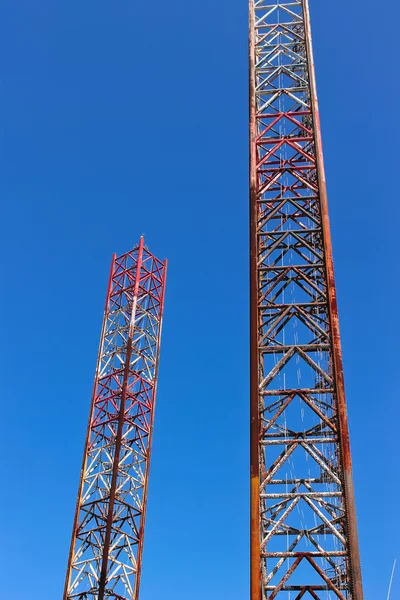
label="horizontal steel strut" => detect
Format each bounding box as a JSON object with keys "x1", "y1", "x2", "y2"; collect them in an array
[
  {"x1": 249, "y1": 1, "x2": 364, "y2": 599},
  {"x1": 64, "y1": 238, "x2": 167, "y2": 600}
]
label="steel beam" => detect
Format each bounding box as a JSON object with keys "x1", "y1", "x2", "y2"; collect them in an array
[
  {"x1": 64, "y1": 238, "x2": 167, "y2": 600},
  {"x1": 249, "y1": 1, "x2": 364, "y2": 598}
]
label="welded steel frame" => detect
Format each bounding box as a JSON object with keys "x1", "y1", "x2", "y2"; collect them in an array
[
  {"x1": 249, "y1": 1, "x2": 363, "y2": 598},
  {"x1": 64, "y1": 237, "x2": 167, "y2": 600}
]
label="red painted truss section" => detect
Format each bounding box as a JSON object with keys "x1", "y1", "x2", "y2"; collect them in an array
[{"x1": 64, "y1": 237, "x2": 167, "y2": 600}]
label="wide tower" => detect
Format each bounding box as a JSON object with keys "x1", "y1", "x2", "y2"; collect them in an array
[
  {"x1": 249, "y1": 2, "x2": 363, "y2": 599},
  {"x1": 64, "y1": 237, "x2": 167, "y2": 600}
]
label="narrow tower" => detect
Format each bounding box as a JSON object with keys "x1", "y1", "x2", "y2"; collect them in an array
[
  {"x1": 64, "y1": 237, "x2": 167, "y2": 600},
  {"x1": 249, "y1": 1, "x2": 363, "y2": 598}
]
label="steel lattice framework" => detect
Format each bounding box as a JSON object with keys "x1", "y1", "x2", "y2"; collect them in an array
[
  {"x1": 249, "y1": 1, "x2": 363, "y2": 599},
  {"x1": 64, "y1": 237, "x2": 167, "y2": 600}
]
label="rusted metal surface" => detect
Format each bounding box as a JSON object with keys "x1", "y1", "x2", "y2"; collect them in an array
[
  {"x1": 249, "y1": 0, "x2": 364, "y2": 597},
  {"x1": 302, "y1": 2, "x2": 364, "y2": 598},
  {"x1": 249, "y1": 1, "x2": 261, "y2": 599},
  {"x1": 64, "y1": 238, "x2": 167, "y2": 600}
]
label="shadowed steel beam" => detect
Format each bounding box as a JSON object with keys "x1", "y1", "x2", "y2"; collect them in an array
[{"x1": 249, "y1": 0, "x2": 261, "y2": 598}]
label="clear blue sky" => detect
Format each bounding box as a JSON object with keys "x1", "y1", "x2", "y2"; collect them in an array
[{"x1": 0, "y1": 1, "x2": 398, "y2": 598}]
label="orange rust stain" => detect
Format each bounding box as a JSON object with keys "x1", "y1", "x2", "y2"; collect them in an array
[{"x1": 250, "y1": 476, "x2": 261, "y2": 600}]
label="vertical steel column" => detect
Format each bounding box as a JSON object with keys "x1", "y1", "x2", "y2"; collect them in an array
[
  {"x1": 302, "y1": 4, "x2": 364, "y2": 598},
  {"x1": 249, "y1": 1, "x2": 261, "y2": 599},
  {"x1": 249, "y1": 1, "x2": 363, "y2": 598},
  {"x1": 64, "y1": 238, "x2": 167, "y2": 600}
]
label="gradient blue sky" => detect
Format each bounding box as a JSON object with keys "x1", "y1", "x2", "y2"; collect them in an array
[{"x1": 0, "y1": 1, "x2": 398, "y2": 598}]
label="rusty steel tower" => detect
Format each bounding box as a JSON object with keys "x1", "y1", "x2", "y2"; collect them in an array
[
  {"x1": 64, "y1": 237, "x2": 167, "y2": 600},
  {"x1": 249, "y1": 1, "x2": 363, "y2": 599}
]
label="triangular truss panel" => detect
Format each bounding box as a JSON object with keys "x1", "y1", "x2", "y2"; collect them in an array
[
  {"x1": 64, "y1": 238, "x2": 167, "y2": 600},
  {"x1": 250, "y1": 1, "x2": 363, "y2": 599}
]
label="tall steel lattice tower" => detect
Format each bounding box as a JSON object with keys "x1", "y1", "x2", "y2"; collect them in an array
[
  {"x1": 64, "y1": 237, "x2": 167, "y2": 600},
  {"x1": 249, "y1": 1, "x2": 363, "y2": 599}
]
